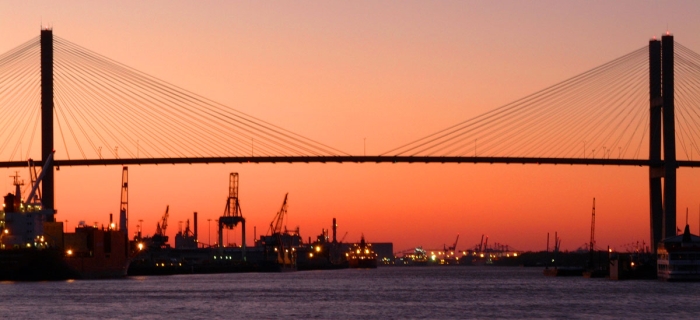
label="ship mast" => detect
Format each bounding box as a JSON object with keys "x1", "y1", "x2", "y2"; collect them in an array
[{"x1": 589, "y1": 198, "x2": 596, "y2": 268}]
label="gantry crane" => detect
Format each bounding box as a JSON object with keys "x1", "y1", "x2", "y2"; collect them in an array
[{"x1": 218, "y1": 173, "x2": 246, "y2": 258}]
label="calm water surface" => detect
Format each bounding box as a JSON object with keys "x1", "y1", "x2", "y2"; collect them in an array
[{"x1": 2, "y1": 267, "x2": 699, "y2": 319}]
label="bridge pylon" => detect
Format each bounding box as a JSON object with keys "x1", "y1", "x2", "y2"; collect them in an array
[
  {"x1": 649, "y1": 34, "x2": 676, "y2": 252},
  {"x1": 41, "y1": 28, "x2": 55, "y2": 220}
]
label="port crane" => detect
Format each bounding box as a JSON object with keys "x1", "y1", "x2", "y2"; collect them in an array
[
  {"x1": 218, "y1": 173, "x2": 246, "y2": 258},
  {"x1": 261, "y1": 193, "x2": 298, "y2": 267},
  {"x1": 476, "y1": 234, "x2": 485, "y2": 253},
  {"x1": 268, "y1": 193, "x2": 289, "y2": 237},
  {"x1": 156, "y1": 206, "x2": 169, "y2": 236},
  {"x1": 444, "y1": 234, "x2": 459, "y2": 254},
  {"x1": 152, "y1": 205, "x2": 169, "y2": 248}
]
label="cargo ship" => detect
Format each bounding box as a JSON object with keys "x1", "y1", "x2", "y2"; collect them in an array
[
  {"x1": 0, "y1": 166, "x2": 131, "y2": 280},
  {"x1": 347, "y1": 235, "x2": 377, "y2": 268},
  {"x1": 0, "y1": 203, "x2": 132, "y2": 281}
]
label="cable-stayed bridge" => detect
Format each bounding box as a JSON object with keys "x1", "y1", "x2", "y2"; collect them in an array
[{"x1": 1, "y1": 30, "x2": 700, "y2": 249}]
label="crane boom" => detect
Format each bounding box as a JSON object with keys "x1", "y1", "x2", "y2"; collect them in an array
[
  {"x1": 268, "y1": 193, "x2": 288, "y2": 235},
  {"x1": 156, "y1": 205, "x2": 169, "y2": 236},
  {"x1": 450, "y1": 234, "x2": 459, "y2": 251}
]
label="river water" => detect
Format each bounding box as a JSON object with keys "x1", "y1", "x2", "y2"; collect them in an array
[{"x1": 1, "y1": 266, "x2": 699, "y2": 319}]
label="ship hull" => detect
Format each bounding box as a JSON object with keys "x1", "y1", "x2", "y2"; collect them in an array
[
  {"x1": 348, "y1": 257, "x2": 377, "y2": 269},
  {"x1": 0, "y1": 249, "x2": 75, "y2": 281},
  {"x1": 0, "y1": 249, "x2": 130, "y2": 281}
]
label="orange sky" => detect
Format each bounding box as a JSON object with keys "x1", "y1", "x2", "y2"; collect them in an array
[{"x1": 1, "y1": 1, "x2": 700, "y2": 252}]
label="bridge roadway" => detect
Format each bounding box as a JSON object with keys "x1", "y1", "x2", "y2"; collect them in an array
[{"x1": 1, "y1": 156, "x2": 699, "y2": 168}]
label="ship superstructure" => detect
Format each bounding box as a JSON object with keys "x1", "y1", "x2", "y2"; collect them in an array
[{"x1": 347, "y1": 235, "x2": 377, "y2": 268}]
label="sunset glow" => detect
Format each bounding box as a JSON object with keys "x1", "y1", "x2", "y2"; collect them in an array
[{"x1": 1, "y1": 1, "x2": 700, "y2": 253}]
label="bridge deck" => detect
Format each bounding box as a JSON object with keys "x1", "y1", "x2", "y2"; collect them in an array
[{"x1": 2, "y1": 156, "x2": 699, "y2": 168}]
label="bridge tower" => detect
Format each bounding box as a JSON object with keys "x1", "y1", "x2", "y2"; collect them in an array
[
  {"x1": 41, "y1": 28, "x2": 55, "y2": 220},
  {"x1": 649, "y1": 34, "x2": 676, "y2": 251}
]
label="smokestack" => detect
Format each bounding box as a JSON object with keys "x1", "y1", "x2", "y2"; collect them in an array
[
  {"x1": 193, "y1": 212, "x2": 198, "y2": 241},
  {"x1": 333, "y1": 218, "x2": 337, "y2": 243}
]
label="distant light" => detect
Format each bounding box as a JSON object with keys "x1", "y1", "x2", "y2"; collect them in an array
[
  {"x1": 666, "y1": 30, "x2": 670, "y2": 36},
  {"x1": 67, "y1": 249, "x2": 73, "y2": 256},
  {"x1": 137, "y1": 243, "x2": 144, "y2": 251},
  {"x1": 631, "y1": 262, "x2": 635, "y2": 267},
  {"x1": 315, "y1": 246, "x2": 321, "y2": 253},
  {"x1": 513, "y1": 253, "x2": 518, "y2": 257},
  {"x1": 309, "y1": 253, "x2": 314, "y2": 258},
  {"x1": 3, "y1": 229, "x2": 8, "y2": 234}
]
